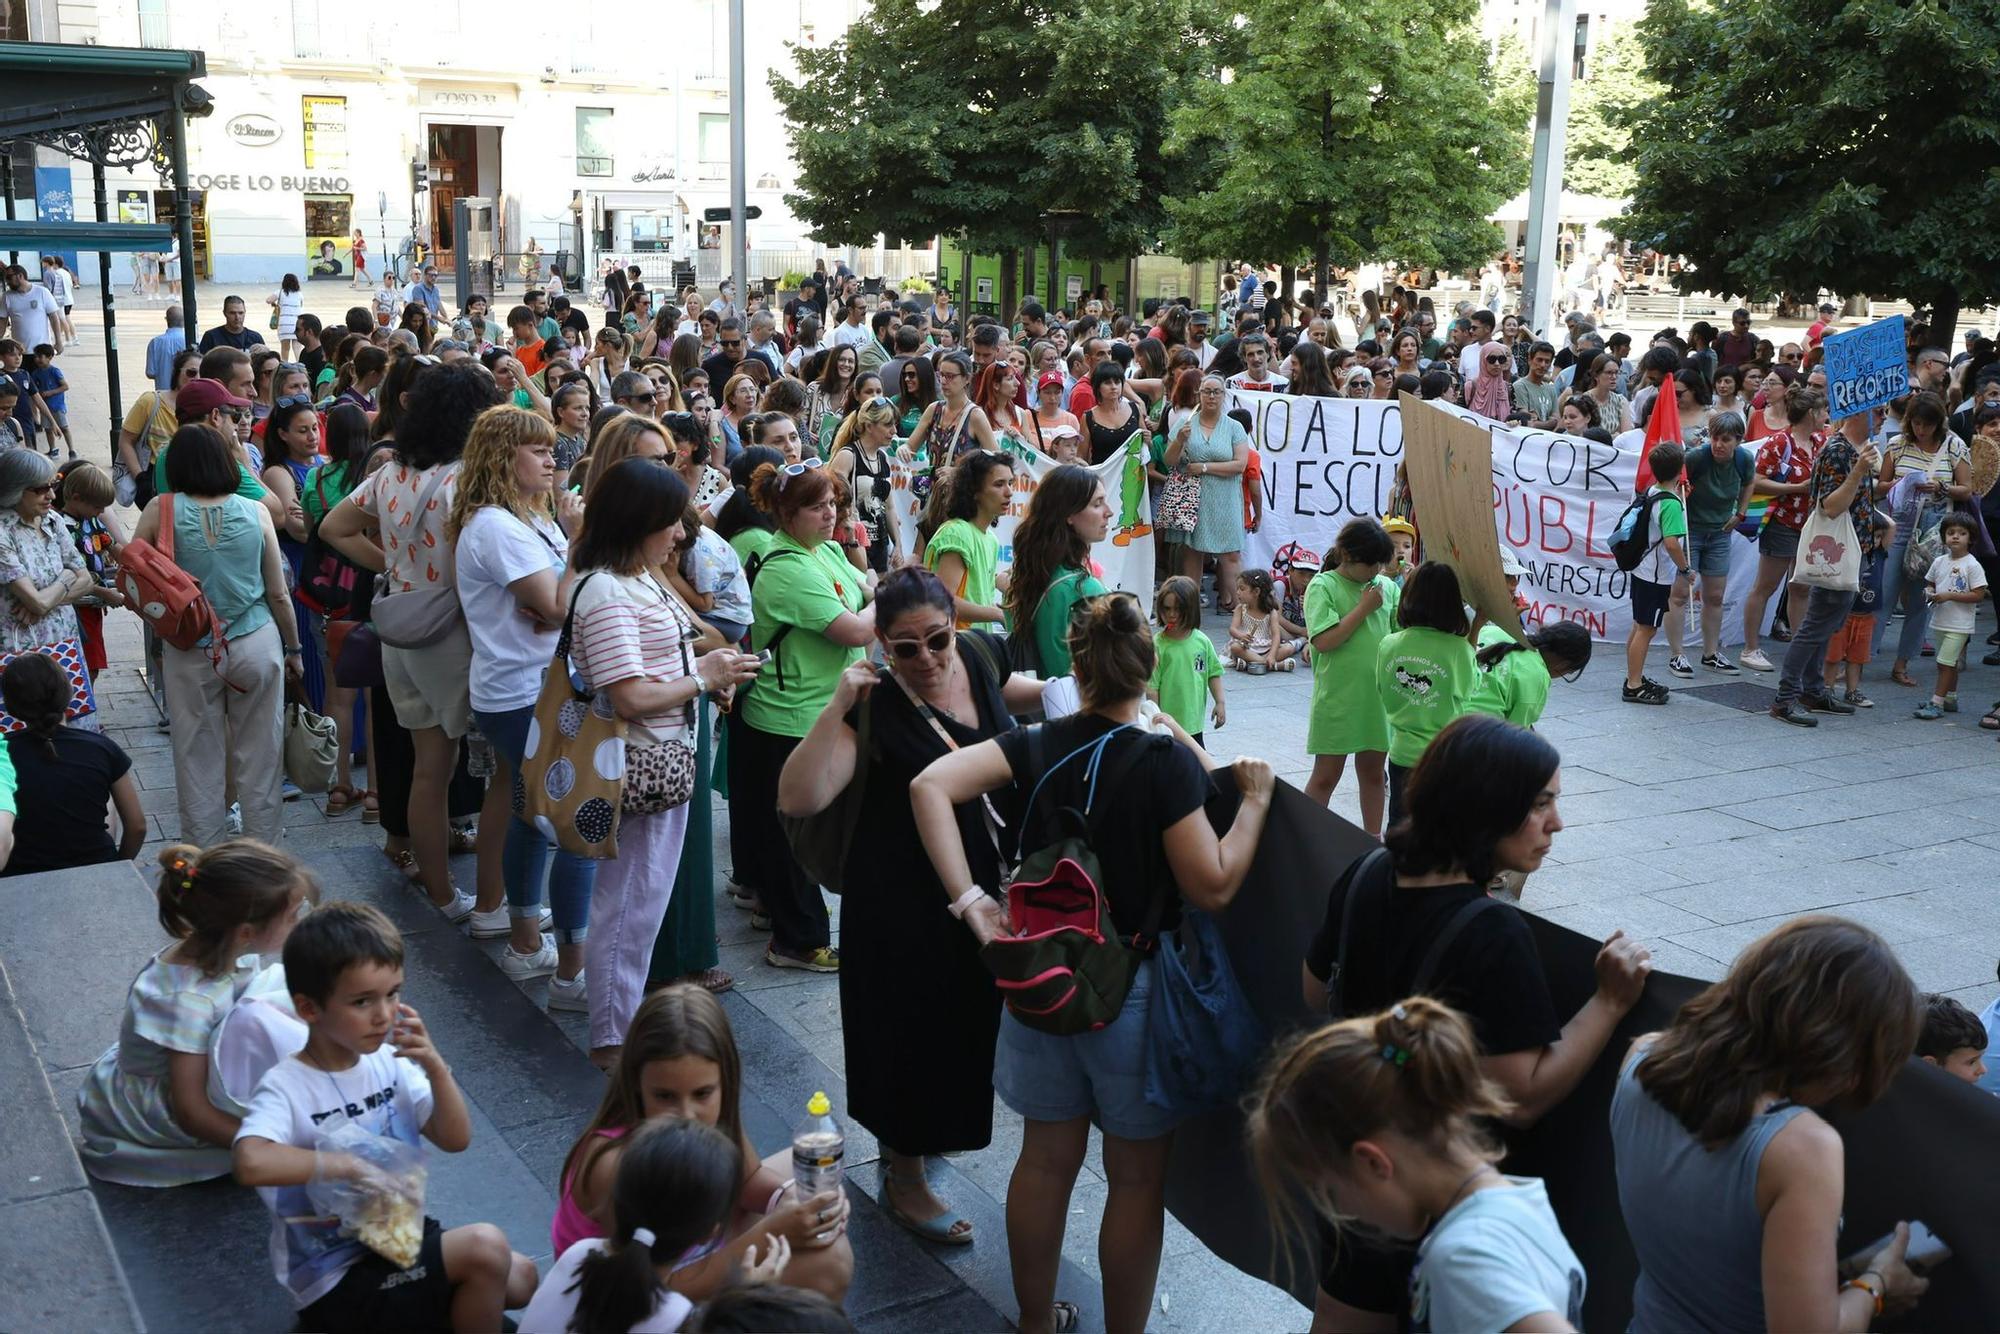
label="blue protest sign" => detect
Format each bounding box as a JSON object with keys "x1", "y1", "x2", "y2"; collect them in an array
[{"x1": 1822, "y1": 314, "x2": 1908, "y2": 418}]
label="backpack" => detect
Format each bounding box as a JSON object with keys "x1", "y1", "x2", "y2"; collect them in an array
[
  {"x1": 1326, "y1": 847, "x2": 1505, "y2": 1019},
  {"x1": 1609, "y1": 488, "x2": 1669, "y2": 574},
  {"x1": 980, "y1": 722, "x2": 1159, "y2": 1036},
  {"x1": 117, "y1": 492, "x2": 223, "y2": 655},
  {"x1": 778, "y1": 669, "x2": 878, "y2": 894},
  {"x1": 740, "y1": 545, "x2": 800, "y2": 699}
]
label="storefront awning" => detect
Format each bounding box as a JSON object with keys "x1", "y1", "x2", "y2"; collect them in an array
[
  {"x1": 1489, "y1": 189, "x2": 1627, "y2": 224},
  {"x1": 0, "y1": 221, "x2": 174, "y2": 252}
]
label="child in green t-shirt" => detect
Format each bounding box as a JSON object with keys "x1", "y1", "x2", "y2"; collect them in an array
[
  {"x1": 1148, "y1": 575, "x2": 1224, "y2": 745},
  {"x1": 1303, "y1": 518, "x2": 1400, "y2": 834},
  {"x1": 1376, "y1": 562, "x2": 1484, "y2": 824}
]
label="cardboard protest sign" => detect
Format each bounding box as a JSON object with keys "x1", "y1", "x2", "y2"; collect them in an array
[
  {"x1": 1167, "y1": 778, "x2": 2000, "y2": 1328},
  {"x1": 1823, "y1": 315, "x2": 1909, "y2": 418},
  {"x1": 1398, "y1": 393, "x2": 1527, "y2": 643}
]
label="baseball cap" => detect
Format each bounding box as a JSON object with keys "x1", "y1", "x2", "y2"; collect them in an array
[
  {"x1": 177, "y1": 378, "x2": 252, "y2": 417},
  {"x1": 1273, "y1": 542, "x2": 1322, "y2": 577},
  {"x1": 1498, "y1": 546, "x2": 1526, "y2": 577},
  {"x1": 1036, "y1": 371, "x2": 1065, "y2": 391},
  {"x1": 1818, "y1": 302, "x2": 1838, "y2": 314},
  {"x1": 1967, "y1": 328, "x2": 1985, "y2": 342},
  {"x1": 1381, "y1": 516, "x2": 1418, "y2": 539},
  {"x1": 1189, "y1": 309, "x2": 1212, "y2": 326}
]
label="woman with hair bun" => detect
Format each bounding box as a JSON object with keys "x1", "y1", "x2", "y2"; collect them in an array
[
  {"x1": 911, "y1": 591, "x2": 1274, "y2": 1334},
  {"x1": 0, "y1": 650, "x2": 142, "y2": 875},
  {"x1": 1298, "y1": 714, "x2": 1651, "y2": 1331},
  {"x1": 732, "y1": 459, "x2": 876, "y2": 973},
  {"x1": 779, "y1": 567, "x2": 1044, "y2": 1245},
  {"x1": 1249, "y1": 997, "x2": 1586, "y2": 1332}
]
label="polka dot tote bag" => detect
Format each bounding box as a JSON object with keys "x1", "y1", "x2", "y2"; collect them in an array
[{"x1": 519, "y1": 572, "x2": 630, "y2": 860}]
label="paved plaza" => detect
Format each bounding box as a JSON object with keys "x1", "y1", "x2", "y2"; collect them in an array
[{"x1": 15, "y1": 282, "x2": 2000, "y2": 1329}]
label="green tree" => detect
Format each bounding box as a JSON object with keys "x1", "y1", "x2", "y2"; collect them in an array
[
  {"x1": 1621, "y1": 0, "x2": 2000, "y2": 341},
  {"x1": 1161, "y1": 0, "x2": 1527, "y2": 289},
  {"x1": 1565, "y1": 23, "x2": 1657, "y2": 200},
  {"x1": 772, "y1": 0, "x2": 1223, "y2": 308}
]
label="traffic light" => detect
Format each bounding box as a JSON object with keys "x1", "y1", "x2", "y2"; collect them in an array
[
  {"x1": 702, "y1": 205, "x2": 761, "y2": 222},
  {"x1": 411, "y1": 162, "x2": 429, "y2": 194}
]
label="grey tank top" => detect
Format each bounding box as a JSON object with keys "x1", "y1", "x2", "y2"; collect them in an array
[{"x1": 1610, "y1": 1045, "x2": 1809, "y2": 1333}]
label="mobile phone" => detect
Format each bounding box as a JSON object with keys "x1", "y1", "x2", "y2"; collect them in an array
[{"x1": 1840, "y1": 1220, "x2": 1951, "y2": 1276}]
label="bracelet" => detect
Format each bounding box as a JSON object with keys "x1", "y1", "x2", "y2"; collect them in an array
[
  {"x1": 946, "y1": 885, "x2": 990, "y2": 920},
  {"x1": 283, "y1": 645, "x2": 303, "y2": 656},
  {"x1": 765, "y1": 1180, "x2": 793, "y2": 1216},
  {"x1": 1844, "y1": 1272, "x2": 1884, "y2": 1318}
]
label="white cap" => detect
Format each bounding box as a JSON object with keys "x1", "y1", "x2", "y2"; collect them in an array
[{"x1": 1498, "y1": 546, "x2": 1526, "y2": 577}]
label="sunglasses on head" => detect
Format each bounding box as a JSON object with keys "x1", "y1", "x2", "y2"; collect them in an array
[
  {"x1": 885, "y1": 627, "x2": 953, "y2": 660},
  {"x1": 777, "y1": 457, "x2": 825, "y2": 489},
  {"x1": 275, "y1": 395, "x2": 315, "y2": 409},
  {"x1": 277, "y1": 361, "x2": 307, "y2": 373}
]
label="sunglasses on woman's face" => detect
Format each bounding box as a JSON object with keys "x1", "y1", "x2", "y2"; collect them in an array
[{"x1": 885, "y1": 627, "x2": 953, "y2": 660}]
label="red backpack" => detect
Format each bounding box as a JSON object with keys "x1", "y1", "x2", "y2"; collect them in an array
[{"x1": 118, "y1": 492, "x2": 223, "y2": 654}]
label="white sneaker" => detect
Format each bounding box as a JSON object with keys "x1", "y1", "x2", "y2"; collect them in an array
[
  {"x1": 433, "y1": 887, "x2": 477, "y2": 923},
  {"x1": 466, "y1": 904, "x2": 551, "y2": 939},
  {"x1": 498, "y1": 935, "x2": 558, "y2": 980},
  {"x1": 1739, "y1": 648, "x2": 1774, "y2": 673},
  {"x1": 547, "y1": 971, "x2": 589, "y2": 1011},
  {"x1": 226, "y1": 802, "x2": 243, "y2": 834}
]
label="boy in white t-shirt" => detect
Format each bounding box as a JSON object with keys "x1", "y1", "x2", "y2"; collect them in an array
[
  {"x1": 232, "y1": 903, "x2": 539, "y2": 1330},
  {"x1": 1916, "y1": 513, "x2": 1986, "y2": 720}
]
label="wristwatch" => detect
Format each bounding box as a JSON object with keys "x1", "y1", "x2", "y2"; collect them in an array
[{"x1": 283, "y1": 645, "x2": 303, "y2": 656}]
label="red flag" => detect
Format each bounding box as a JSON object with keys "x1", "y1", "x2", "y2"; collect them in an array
[{"x1": 1633, "y1": 371, "x2": 1681, "y2": 494}]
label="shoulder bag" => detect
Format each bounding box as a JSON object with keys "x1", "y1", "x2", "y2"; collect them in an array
[
  {"x1": 1792, "y1": 450, "x2": 1862, "y2": 592},
  {"x1": 520, "y1": 572, "x2": 628, "y2": 859},
  {"x1": 618, "y1": 579, "x2": 700, "y2": 816},
  {"x1": 368, "y1": 463, "x2": 465, "y2": 649}
]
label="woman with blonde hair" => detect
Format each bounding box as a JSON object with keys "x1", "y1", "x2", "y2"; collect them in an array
[
  {"x1": 450, "y1": 406, "x2": 588, "y2": 1000},
  {"x1": 829, "y1": 395, "x2": 900, "y2": 574}
]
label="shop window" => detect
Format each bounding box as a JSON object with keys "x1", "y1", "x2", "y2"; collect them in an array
[{"x1": 698, "y1": 114, "x2": 729, "y2": 168}]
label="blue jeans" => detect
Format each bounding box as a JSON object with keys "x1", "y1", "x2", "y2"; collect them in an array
[
  {"x1": 473, "y1": 704, "x2": 595, "y2": 942},
  {"x1": 1872, "y1": 531, "x2": 1931, "y2": 663}
]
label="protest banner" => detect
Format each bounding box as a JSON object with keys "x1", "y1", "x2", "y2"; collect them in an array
[
  {"x1": 1169, "y1": 777, "x2": 2000, "y2": 1329},
  {"x1": 1398, "y1": 394, "x2": 1527, "y2": 642},
  {"x1": 1226, "y1": 392, "x2": 1776, "y2": 643},
  {"x1": 1823, "y1": 314, "x2": 1910, "y2": 418},
  {"x1": 887, "y1": 435, "x2": 1154, "y2": 598}
]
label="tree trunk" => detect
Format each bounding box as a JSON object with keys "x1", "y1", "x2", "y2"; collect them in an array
[
  {"x1": 1000, "y1": 250, "x2": 1018, "y2": 320},
  {"x1": 1314, "y1": 92, "x2": 1333, "y2": 308},
  {"x1": 1279, "y1": 265, "x2": 1295, "y2": 325},
  {"x1": 1314, "y1": 248, "x2": 1330, "y2": 308},
  {"x1": 1928, "y1": 290, "x2": 1961, "y2": 352},
  {"x1": 1023, "y1": 245, "x2": 1036, "y2": 308}
]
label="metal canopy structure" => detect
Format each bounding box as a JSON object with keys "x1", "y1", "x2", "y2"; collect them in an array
[{"x1": 0, "y1": 40, "x2": 212, "y2": 443}]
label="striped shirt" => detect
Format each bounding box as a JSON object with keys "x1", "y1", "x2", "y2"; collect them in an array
[{"x1": 570, "y1": 569, "x2": 694, "y2": 744}]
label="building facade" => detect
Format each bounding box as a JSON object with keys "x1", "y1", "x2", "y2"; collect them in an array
[{"x1": 32, "y1": 0, "x2": 871, "y2": 288}]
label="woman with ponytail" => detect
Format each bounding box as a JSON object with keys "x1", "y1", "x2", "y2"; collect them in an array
[
  {"x1": 524, "y1": 1117, "x2": 778, "y2": 1334},
  {"x1": 1249, "y1": 997, "x2": 1586, "y2": 1332},
  {"x1": 1298, "y1": 714, "x2": 1650, "y2": 1331},
  {"x1": 911, "y1": 591, "x2": 1274, "y2": 1334},
  {"x1": 0, "y1": 651, "x2": 142, "y2": 875}
]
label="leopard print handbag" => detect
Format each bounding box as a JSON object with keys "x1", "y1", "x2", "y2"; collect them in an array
[{"x1": 620, "y1": 590, "x2": 700, "y2": 815}]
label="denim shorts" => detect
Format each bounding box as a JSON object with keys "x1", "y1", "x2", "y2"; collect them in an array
[
  {"x1": 1758, "y1": 523, "x2": 1801, "y2": 560},
  {"x1": 993, "y1": 957, "x2": 1181, "y2": 1141},
  {"x1": 1686, "y1": 527, "x2": 1734, "y2": 577}
]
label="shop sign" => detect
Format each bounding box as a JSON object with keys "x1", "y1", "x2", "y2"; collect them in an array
[
  {"x1": 194, "y1": 174, "x2": 353, "y2": 193},
  {"x1": 226, "y1": 113, "x2": 283, "y2": 147}
]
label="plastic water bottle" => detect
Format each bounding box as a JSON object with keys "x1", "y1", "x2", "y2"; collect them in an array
[{"x1": 791, "y1": 1090, "x2": 845, "y2": 1202}]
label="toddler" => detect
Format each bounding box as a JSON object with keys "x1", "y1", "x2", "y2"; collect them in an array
[
  {"x1": 78, "y1": 841, "x2": 313, "y2": 1186},
  {"x1": 1147, "y1": 575, "x2": 1225, "y2": 746},
  {"x1": 1227, "y1": 570, "x2": 1297, "y2": 673},
  {"x1": 1916, "y1": 512, "x2": 1984, "y2": 720},
  {"x1": 1822, "y1": 551, "x2": 1882, "y2": 708},
  {"x1": 1271, "y1": 542, "x2": 1320, "y2": 663},
  {"x1": 1381, "y1": 516, "x2": 1418, "y2": 585}
]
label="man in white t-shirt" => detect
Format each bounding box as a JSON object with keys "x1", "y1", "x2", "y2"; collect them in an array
[
  {"x1": 829, "y1": 292, "x2": 871, "y2": 350},
  {"x1": 1226, "y1": 333, "x2": 1288, "y2": 394},
  {"x1": 1456, "y1": 309, "x2": 1498, "y2": 385},
  {"x1": 1, "y1": 265, "x2": 61, "y2": 354}
]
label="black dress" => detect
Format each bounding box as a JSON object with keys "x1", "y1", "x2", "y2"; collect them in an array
[{"x1": 838, "y1": 639, "x2": 1015, "y2": 1156}]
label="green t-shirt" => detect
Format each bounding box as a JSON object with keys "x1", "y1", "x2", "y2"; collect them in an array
[
  {"x1": 1304, "y1": 569, "x2": 1399, "y2": 756},
  {"x1": 925, "y1": 518, "x2": 999, "y2": 626},
  {"x1": 729, "y1": 524, "x2": 776, "y2": 571},
  {"x1": 1149, "y1": 628, "x2": 1222, "y2": 735},
  {"x1": 1681, "y1": 443, "x2": 1754, "y2": 533},
  {"x1": 1376, "y1": 625, "x2": 1478, "y2": 768},
  {"x1": 744, "y1": 532, "x2": 865, "y2": 738},
  {"x1": 1466, "y1": 622, "x2": 1552, "y2": 728},
  {"x1": 299, "y1": 460, "x2": 356, "y2": 529},
  {"x1": 1029, "y1": 566, "x2": 1105, "y2": 678},
  {"x1": 152, "y1": 442, "x2": 269, "y2": 502}
]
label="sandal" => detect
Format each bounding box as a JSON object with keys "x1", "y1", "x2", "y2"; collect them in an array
[
  {"x1": 878, "y1": 1163, "x2": 974, "y2": 1246},
  {"x1": 382, "y1": 846, "x2": 417, "y2": 877},
  {"x1": 1889, "y1": 666, "x2": 1918, "y2": 688},
  {"x1": 361, "y1": 789, "x2": 381, "y2": 824},
  {"x1": 449, "y1": 825, "x2": 478, "y2": 855},
  {"x1": 1981, "y1": 706, "x2": 2000, "y2": 731},
  {"x1": 677, "y1": 968, "x2": 735, "y2": 994},
  {"x1": 1051, "y1": 1300, "x2": 1081, "y2": 1334},
  {"x1": 324, "y1": 783, "x2": 361, "y2": 816}
]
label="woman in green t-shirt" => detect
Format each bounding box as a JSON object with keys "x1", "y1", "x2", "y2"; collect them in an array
[
  {"x1": 735, "y1": 458, "x2": 877, "y2": 972},
  {"x1": 1376, "y1": 562, "x2": 1484, "y2": 825},
  {"x1": 1004, "y1": 464, "x2": 1110, "y2": 677},
  {"x1": 924, "y1": 448, "x2": 1015, "y2": 629}
]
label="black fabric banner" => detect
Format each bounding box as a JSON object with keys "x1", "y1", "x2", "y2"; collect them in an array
[{"x1": 1167, "y1": 778, "x2": 2000, "y2": 1328}]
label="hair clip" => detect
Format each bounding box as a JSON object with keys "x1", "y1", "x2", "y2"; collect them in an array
[
  {"x1": 169, "y1": 855, "x2": 196, "y2": 894},
  {"x1": 1380, "y1": 1044, "x2": 1411, "y2": 1067},
  {"x1": 1391, "y1": 1004, "x2": 1408, "y2": 1021},
  {"x1": 631, "y1": 1226, "x2": 657, "y2": 1248}
]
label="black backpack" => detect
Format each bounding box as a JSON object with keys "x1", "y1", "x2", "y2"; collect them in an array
[{"x1": 1608, "y1": 489, "x2": 1670, "y2": 574}]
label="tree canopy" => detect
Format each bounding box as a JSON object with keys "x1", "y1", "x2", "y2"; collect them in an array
[
  {"x1": 1160, "y1": 0, "x2": 1527, "y2": 275},
  {"x1": 1564, "y1": 22, "x2": 1656, "y2": 200},
  {"x1": 1620, "y1": 0, "x2": 2000, "y2": 338},
  {"x1": 772, "y1": 0, "x2": 1223, "y2": 262}
]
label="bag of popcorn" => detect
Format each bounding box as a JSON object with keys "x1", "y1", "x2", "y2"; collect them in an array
[{"x1": 306, "y1": 1116, "x2": 429, "y2": 1269}]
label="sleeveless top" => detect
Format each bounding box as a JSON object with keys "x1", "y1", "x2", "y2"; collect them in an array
[
  {"x1": 844, "y1": 442, "x2": 891, "y2": 545},
  {"x1": 172, "y1": 494, "x2": 272, "y2": 642},
  {"x1": 1610, "y1": 1044, "x2": 1810, "y2": 1334},
  {"x1": 550, "y1": 1126, "x2": 626, "y2": 1256}
]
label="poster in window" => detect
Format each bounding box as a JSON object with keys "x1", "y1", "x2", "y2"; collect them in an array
[
  {"x1": 306, "y1": 194, "x2": 354, "y2": 280},
  {"x1": 116, "y1": 190, "x2": 150, "y2": 225},
  {"x1": 302, "y1": 96, "x2": 348, "y2": 171}
]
